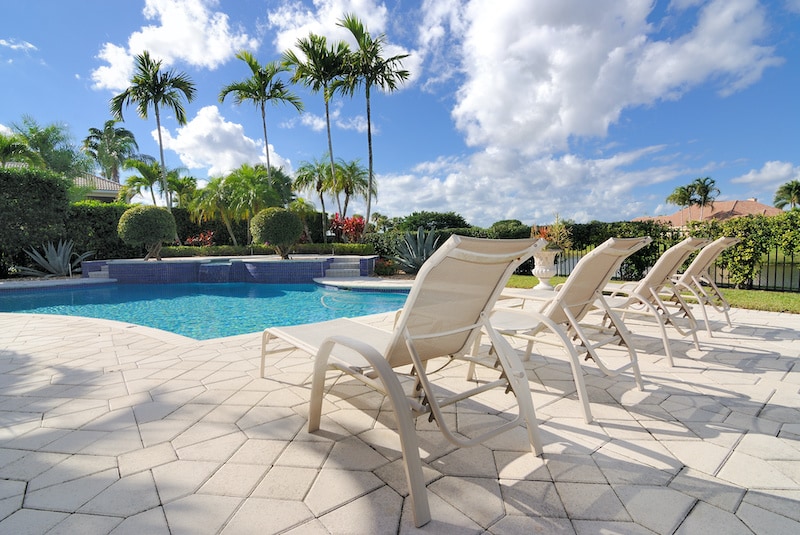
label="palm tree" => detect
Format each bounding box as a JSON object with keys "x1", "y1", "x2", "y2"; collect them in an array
[
  {"x1": 12, "y1": 115, "x2": 92, "y2": 177},
  {"x1": 262, "y1": 164, "x2": 295, "y2": 207},
  {"x1": 226, "y1": 163, "x2": 284, "y2": 244},
  {"x1": 282, "y1": 33, "x2": 350, "y2": 214},
  {"x1": 122, "y1": 157, "x2": 163, "y2": 205},
  {"x1": 219, "y1": 51, "x2": 304, "y2": 181},
  {"x1": 82, "y1": 120, "x2": 139, "y2": 183},
  {"x1": 337, "y1": 13, "x2": 409, "y2": 229},
  {"x1": 0, "y1": 132, "x2": 44, "y2": 167},
  {"x1": 110, "y1": 51, "x2": 196, "y2": 208},
  {"x1": 294, "y1": 156, "x2": 334, "y2": 243},
  {"x1": 288, "y1": 197, "x2": 317, "y2": 243},
  {"x1": 167, "y1": 171, "x2": 197, "y2": 209},
  {"x1": 190, "y1": 176, "x2": 239, "y2": 246},
  {"x1": 666, "y1": 184, "x2": 695, "y2": 227},
  {"x1": 774, "y1": 179, "x2": 800, "y2": 210},
  {"x1": 334, "y1": 158, "x2": 374, "y2": 219},
  {"x1": 691, "y1": 177, "x2": 720, "y2": 221}
]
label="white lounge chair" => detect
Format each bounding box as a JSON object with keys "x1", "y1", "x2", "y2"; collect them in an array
[
  {"x1": 260, "y1": 235, "x2": 545, "y2": 527},
  {"x1": 488, "y1": 236, "x2": 652, "y2": 424},
  {"x1": 671, "y1": 236, "x2": 740, "y2": 335},
  {"x1": 604, "y1": 236, "x2": 709, "y2": 367}
]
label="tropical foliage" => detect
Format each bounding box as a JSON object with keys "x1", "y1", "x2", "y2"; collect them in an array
[
  {"x1": 774, "y1": 179, "x2": 800, "y2": 210},
  {"x1": 0, "y1": 132, "x2": 44, "y2": 167},
  {"x1": 283, "y1": 33, "x2": 350, "y2": 214},
  {"x1": 250, "y1": 207, "x2": 303, "y2": 259},
  {"x1": 393, "y1": 227, "x2": 441, "y2": 274},
  {"x1": 11, "y1": 115, "x2": 92, "y2": 178},
  {"x1": 81, "y1": 120, "x2": 139, "y2": 182},
  {"x1": 110, "y1": 50, "x2": 196, "y2": 209},
  {"x1": 117, "y1": 205, "x2": 177, "y2": 260},
  {"x1": 15, "y1": 240, "x2": 93, "y2": 278},
  {"x1": 336, "y1": 13, "x2": 409, "y2": 228},
  {"x1": 219, "y1": 51, "x2": 303, "y2": 180}
]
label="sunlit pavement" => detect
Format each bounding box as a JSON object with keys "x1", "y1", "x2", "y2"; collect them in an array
[{"x1": 0, "y1": 302, "x2": 798, "y2": 534}]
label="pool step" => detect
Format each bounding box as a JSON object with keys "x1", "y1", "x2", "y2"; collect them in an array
[
  {"x1": 324, "y1": 258, "x2": 362, "y2": 278},
  {"x1": 87, "y1": 265, "x2": 110, "y2": 279}
]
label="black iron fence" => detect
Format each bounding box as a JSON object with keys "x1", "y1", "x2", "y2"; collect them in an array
[{"x1": 549, "y1": 246, "x2": 799, "y2": 292}]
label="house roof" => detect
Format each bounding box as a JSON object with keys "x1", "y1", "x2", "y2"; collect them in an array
[{"x1": 634, "y1": 199, "x2": 784, "y2": 227}]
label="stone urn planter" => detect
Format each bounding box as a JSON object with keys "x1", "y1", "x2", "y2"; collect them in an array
[{"x1": 532, "y1": 249, "x2": 561, "y2": 290}]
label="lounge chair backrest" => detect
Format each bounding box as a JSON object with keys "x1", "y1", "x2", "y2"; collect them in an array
[
  {"x1": 631, "y1": 236, "x2": 709, "y2": 295},
  {"x1": 543, "y1": 236, "x2": 652, "y2": 324},
  {"x1": 676, "y1": 237, "x2": 739, "y2": 281},
  {"x1": 385, "y1": 235, "x2": 545, "y2": 367}
]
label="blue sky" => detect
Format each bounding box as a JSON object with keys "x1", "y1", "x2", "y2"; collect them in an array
[{"x1": 2, "y1": 0, "x2": 799, "y2": 228}]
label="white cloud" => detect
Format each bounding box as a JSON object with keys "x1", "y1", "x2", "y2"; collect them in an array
[
  {"x1": 444, "y1": 0, "x2": 780, "y2": 156},
  {"x1": 731, "y1": 161, "x2": 800, "y2": 187},
  {"x1": 0, "y1": 124, "x2": 12, "y2": 135},
  {"x1": 0, "y1": 38, "x2": 37, "y2": 52},
  {"x1": 160, "y1": 105, "x2": 291, "y2": 177},
  {"x1": 91, "y1": 43, "x2": 134, "y2": 91},
  {"x1": 785, "y1": 0, "x2": 800, "y2": 14},
  {"x1": 92, "y1": 0, "x2": 257, "y2": 92}
]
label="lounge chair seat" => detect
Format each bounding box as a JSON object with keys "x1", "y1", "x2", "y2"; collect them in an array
[{"x1": 260, "y1": 235, "x2": 545, "y2": 527}]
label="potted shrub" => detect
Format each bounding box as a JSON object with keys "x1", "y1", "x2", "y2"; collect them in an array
[
  {"x1": 251, "y1": 207, "x2": 303, "y2": 259},
  {"x1": 117, "y1": 205, "x2": 177, "y2": 261}
]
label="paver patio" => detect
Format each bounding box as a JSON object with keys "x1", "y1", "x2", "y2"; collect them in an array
[{"x1": 0, "y1": 303, "x2": 797, "y2": 534}]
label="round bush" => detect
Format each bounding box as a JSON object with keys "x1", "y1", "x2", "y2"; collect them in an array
[
  {"x1": 251, "y1": 208, "x2": 303, "y2": 259},
  {"x1": 117, "y1": 205, "x2": 177, "y2": 260}
]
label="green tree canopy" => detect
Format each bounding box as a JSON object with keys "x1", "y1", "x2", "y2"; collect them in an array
[
  {"x1": 219, "y1": 51, "x2": 303, "y2": 181},
  {"x1": 398, "y1": 211, "x2": 469, "y2": 231},
  {"x1": 82, "y1": 119, "x2": 139, "y2": 183},
  {"x1": 117, "y1": 205, "x2": 177, "y2": 261},
  {"x1": 110, "y1": 51, "x2": 196, "y2": 208},
  {"x1": 251, "y1": 207, "x2": 303, "y2": 259},
  {"x1": 774, "y1": 179, "x2": 800, "y2": 210}
]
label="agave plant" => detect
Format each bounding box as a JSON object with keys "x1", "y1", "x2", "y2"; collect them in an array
[
  {"x1": 393, "y1": 227, "x2": 440, "y2": 274},
  {"x1": 15, "y1": 240, "x2": 94, "y2": 278}
]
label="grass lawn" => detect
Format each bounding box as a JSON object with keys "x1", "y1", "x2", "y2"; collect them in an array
[{"x1": 507, "y1": 274, "x2": 800, "y2": 314}]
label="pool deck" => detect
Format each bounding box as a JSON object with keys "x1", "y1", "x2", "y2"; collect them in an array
[{"x1": 0, "y1": 288, "x2": 798, "y2": 533}]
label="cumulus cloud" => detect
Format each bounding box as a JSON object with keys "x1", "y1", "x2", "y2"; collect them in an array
[
  {"x1": 731, "y1": 161, "x2": 800, "y2": 187},
  {"x1": 92, "y1": 0, "x2": 257, "y2": 92},
  {"x1": 426, "y1": 0, "x2": 780, "y2": 157},
  {"x1": 160, "y1": 106, "x2": 291, "y2": 177}
]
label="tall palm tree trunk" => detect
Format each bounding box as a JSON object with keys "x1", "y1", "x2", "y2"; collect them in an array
[
  {"x1": 324, "y1": 97, "x2": 342, "y2": 215},
  {"x1": 260, "y1": 103, "x2": 272, "y2": 181},
  {"x1": 365, "y1": 84, "x2": 374, "y2": 235},
  {"x1": 154, "y1": 105, "x2": 171, "y2": 208}
]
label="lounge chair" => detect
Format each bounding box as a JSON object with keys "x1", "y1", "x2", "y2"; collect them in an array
[
  {"x1": 671, "y1": 236, "x2": 740, "y2": 335},
  {"x1": 488, "y1": 236, "x2": 652, "y2": 424},
  {"x1": 260, "y1": 235, "x2": 545, "y2": 527},
  {"x1": 604, "y1": 236, "x2": 709, "y2": 367}
]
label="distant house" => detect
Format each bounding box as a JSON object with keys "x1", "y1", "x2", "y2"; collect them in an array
[
  {"x1": 635, "y1": 199, "x2": 783, "y2": 227},
  {"x1": 73, "y1": 173, "x2": 122, "y2": 203}
]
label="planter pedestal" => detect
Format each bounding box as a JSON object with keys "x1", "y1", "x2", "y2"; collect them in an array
[{"x1": 532, "y1": 249, "x2": 560, "y2": 290}]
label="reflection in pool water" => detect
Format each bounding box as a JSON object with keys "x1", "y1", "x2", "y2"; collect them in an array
[{"x1": 0, "y1": 283, "x2": 408, "y2": 340}]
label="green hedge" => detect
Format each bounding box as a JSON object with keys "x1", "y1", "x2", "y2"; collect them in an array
[{"x1": 0, "y1": 167, "x2": 71, "y2": 276}]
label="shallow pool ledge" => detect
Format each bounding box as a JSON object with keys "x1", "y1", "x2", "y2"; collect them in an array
[{"x1": 82, "y1": 255, "x2": 378, "y2": 284}]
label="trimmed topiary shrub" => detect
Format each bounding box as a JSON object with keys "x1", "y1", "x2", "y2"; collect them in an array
[
  {"x1": 251, "y1": 207, "x2": 303, "y2": 259},
  {"x1": 117, "y1": 205, "x2": 177, "y2": 261}
]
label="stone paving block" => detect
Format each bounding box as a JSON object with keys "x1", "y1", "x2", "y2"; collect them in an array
[
  {"x1": 372, "y1": 457, "x2": 441, "y2": 498},
  {"x1": 79, "y1": 470, "x2": 160, "y2": 516},
  {"x1": 304, "y1": 468, "x2": 384, "y2": 516},
  {"x1": 151, "y1": 459, "x2": 219, "y2": 504},
  {"x1": 252, "y1": 465, "x2": 317, "y2": 500},
  {"x1": 499, "y1": 479, "x2": 567, "y2": 518},
  {"x1": 555, "y1": 482, "x2": 631, "y2": 521},
  {"x1": 430, "y1": 444, "x2": 498, "y2": 478},
  {"x1": 221, "y1": 497, "x2": 315, "y2": 534},
  {"x1": 275, "y1": 440, "x2": 332, "y2": 469},
  {"x1": 428, "y1": 476, "x2": 504, "y2": 528},
  {"x1": 108, "y1": 506, "x2": 170, "y2": 535},
  {"x1": 668, "y1": 467, "x2": 745, "y2": 512},
  {"x1": 47, "y1": 512, "x2": 123, "y2": 534},
  {"x1": 24, "y1": 467, "x2": 118, "y2": 511},
  {"x1": 614, "y1": 484, "x2": 696, "y2": 534},
  {"x1": 324, "y1": 436, "x2": 390, "y2": 471},
  {"x1": 717, "y1": 450, "x2": 799, "y2": 489},
  {"x1": 118, "y1": 442, "x2": 178, "y2": 476},
  {"x1": 572, "y1": 519, "x2": 656, "y2": 534},
  {"x1": 737, "y1": 501, "x2": 800, "y2": 535},
  {"x1": 493, "y1": 450, "x2": 550, "y2": 481},
  {"x1": 490, "y1": 515, "x2": 576, "y2": 534},
  {"x1": 0, "y1": 507, "x2": 67, "y2": 534},
  {"x1": 674, "y1": 502, "x2": 752, "y2": 535},
  {"x1": 198, "y1": 461, "x2": 269, "y2": 497},
  {"x1": 163, "y1": 494, "x2": 242, "y2": 535},
  {"x1": 175, "y1": 431, "x2": 248, "y2": 461}
]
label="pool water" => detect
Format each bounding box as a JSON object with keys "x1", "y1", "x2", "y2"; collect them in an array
[{"x1": 0, "y1": 283, "x2": 408, "y2": 340}]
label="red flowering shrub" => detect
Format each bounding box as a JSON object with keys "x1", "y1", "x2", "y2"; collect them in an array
[
  {"x1": 329, "y1": 214, "x2": 365, "y2": 243},
  {"x1": 184, "y1": 230, "x2": 215, "y2": 247}
]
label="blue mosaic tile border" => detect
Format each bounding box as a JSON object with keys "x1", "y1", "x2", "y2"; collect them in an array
[{"x1": 81, "y1": 257, "x2": 377, "y2": 284}]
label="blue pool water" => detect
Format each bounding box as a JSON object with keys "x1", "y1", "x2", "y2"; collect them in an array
[{"x1": 0, "y1": 283, "x2": 408, "y2": 340}]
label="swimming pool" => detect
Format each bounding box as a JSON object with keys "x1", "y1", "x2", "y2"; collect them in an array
[{"x1": 0, "y1": 283, "x2": 408, "y2": 340}]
